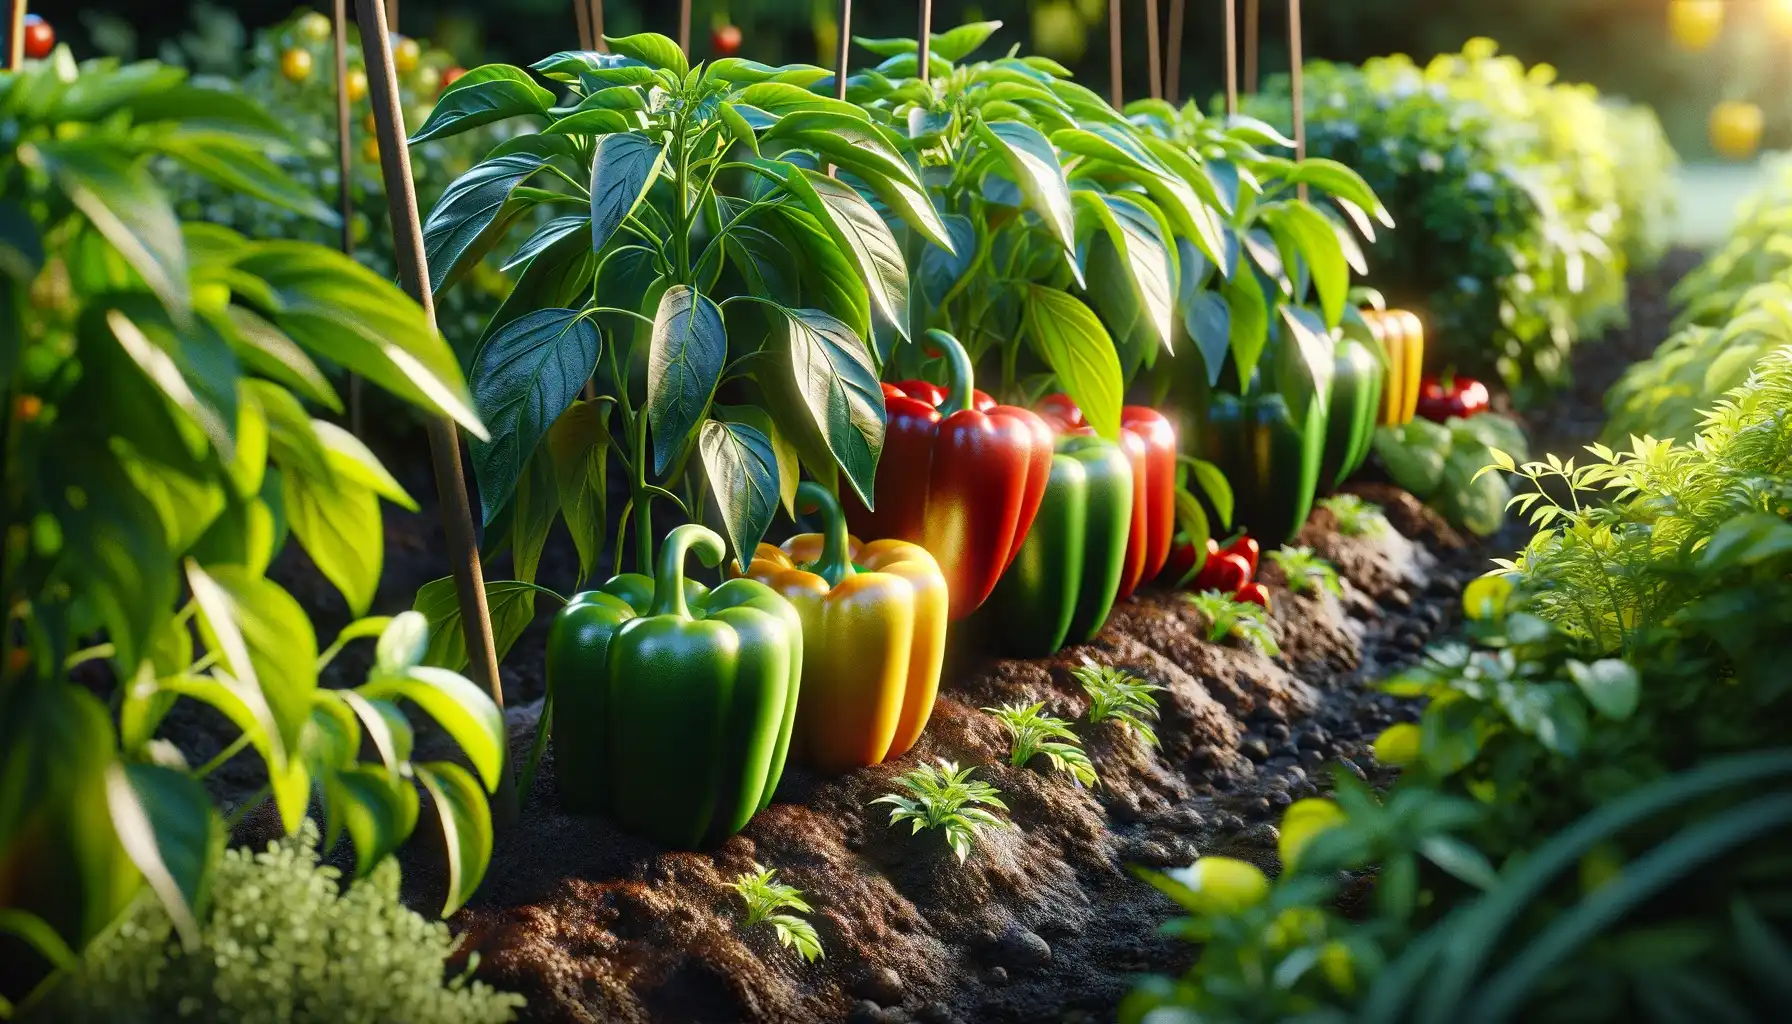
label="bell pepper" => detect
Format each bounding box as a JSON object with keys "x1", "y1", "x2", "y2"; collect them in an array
[
  {"x1": 1193, "y1": 550, "x2": 1252, "y2": 594},
  {"x1": 1036, "y1": 395, "x2": 1178, "y2": 602},
  {"x1": 1366, "y1": 309, "x2": 1425, "y2": 427},
  {"x1": 1219, "y1": 535, "x2": 1260, "y2": 578},
  {"x1": 547, "y1": 524, "x2": 803, "y2": 850},
  {"x1": 974, "y1": 432, "x2": 1134, "y2": 658},
  {"x1": 844, "y1": 330, "x2": 1053, "y2": 620},
  {"x1": 1319, "y1": 333, "x2": 1386, "y2": 489},
  {"x1": 1237, "y1": 582, "x2": 1273, "y2": 611},
  {"x1": 1191, "y1": 389, "x2": 1326, "y2": 546},
  {"x1": 1415, "y1": 371, "x2": 1491, "y2": 423},
  {"x1": 743, "y1": 482, "x2": 948, "y2": 774}
]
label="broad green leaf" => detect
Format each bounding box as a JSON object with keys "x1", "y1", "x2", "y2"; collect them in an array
[
  {"x1": 766, "y1": 204, "x2": 871, "y2": 344},
  {"x1": 1568, "y1": 659, "x2": 1641, "y2": 721},
  {"x1": 1287, "y1": 158, "x2": 1393, "y2": 227},
  {"x1": 323, "y1": 764, "x2": 418, "y2": 877},
  {"x1": 853, "y1": 36, "x2": 917, "y2": 58},
  {"x1": 588, "y1": 132, "x2": 666, "y2": 254},
  {"x1": 105, "y1": 762, "x2": 218, "y2": 951},
  {"x1": 1023, "y1": 286, "x2": 1124, "y2": 439},
  {"x1": 415, "y1": 577, "x2": 540, "y2": 675},
  {"x1": 415, "y1": 761, "x2": 495, "y2": 917},
  {"x1": 603, "y1": 32, "x2": 689, "y2": 78},
  {"x1": 738, "y1": 81, "x2": 871, "y2": 120},
  {"x1": 103, "y1": 305, "x2": 238, "y2": 461},
  {"x1": 918, "y1": 212, "x2": 976, "y2": 307},
  {"x1": 548, "y1": 399, "x2": 613, "y2": 585},
  {"x1": 282, "y1": 460, "x2": 383, "y2": 616},
  {"x1": 317, "y1": 616, "x2": 395, "y2": 671},
  {"x1": 150, "y1": 130, "x2": 337, "y2": 224},
  {"x1": 776, "y1": 307, "x2": 885, "y2": 506},
  {"x1": 766, "y1": 111, "x2": 920, "y2": 191},
  {"x1": 501, "y1": 214, "x2": 588, "y2": 272},
  {"x1": 1189, "y1": 457, "x2": 1235, "y2": 529},
  {"x1": 236, "y1": 244, "x2": 486, "y2": 439},
  {"x1": 217, "y1": 306, "x2": 340, "y2": 410},
  {"x1": 375, "y1": 610, "x2": 432, "y2": 678},
  {"x1": 361, "y1": 666, "x2": 506, "y2": 791},
  {"x1": 314, "y1": 420, "x2": 416, "y2": 509},
  {"x1": 483, "y1": 226, "x2": 598, "y2": 350},
  {"x1": 1077, "y1": 191, "x2": 1175, "y2": 351},
  {"x1": 717, "y1": 101, "x2": 760, "y2": 156},
  {"x1": 717, "y1": 403, "x2": 799, "y2": 516},
  {"x1": 530, "y1": 50, "x2": 653, "y2": 85},
  {"x1": 186, "y1": 563, "x2": 318, "y2": 757},
  {"x1": 1224, "y1": 272, "x2": 1270, "y2": 385},
  {"x1": 647, "y1": 285, "x2": 727, "y2": 473},
  {"x1": 699, "y1": 418, "x2": 780, "y2": 569},
  {"x1": 508, "y1": 444, "x2": 560, "y2": 583},
  {"x1": 28, "y1": 139, "x2": 189, "y2": 319},
  {"x1": 467, "y1": 308, "x2": 601, "y2": 523},
  {"x1": 1264, "y1": 201, "x2": 1350, "y2": 327},
  {"x1": 1224, "y1": 115, "x2": 1297, "y2": 149},
  {"x1": 930, "y1": 21, "x2": 1003, "y2": 62},
  {"x1": 553, "y1": 84, "x2": 650, "y2": 115},
  {"x1": 974, "y1": 119, "x2": 1077, "y2": 266},
  {"x1": 1185, "y1": 291, "x2": 1232, "y2": 387},
  {"x1": 1276, "y1": 305, "x2": 1336, "y2": 422},
  {"x1": 422, "y1": 153, "x2": 550, "y2": 295},
  {"x1": 409, "y1": 64, "x2": 556, "y2": 144},
  {"x1": 784, "y1": 167, "x2": 909, "y2": 342},
  {"x1": 120, "y1": 82, "x2": 291, "y2": 139},
  {"x1": 705, "y1": 58, "x2": 831, "y2": 87}
]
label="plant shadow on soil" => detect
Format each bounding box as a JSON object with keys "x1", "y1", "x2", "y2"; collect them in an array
[{"x1": 199, "y1": 255, "x2": 1692, "y2": 1024}]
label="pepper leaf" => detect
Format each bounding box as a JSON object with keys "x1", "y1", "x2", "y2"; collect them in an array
[
  {"x1": 409, "y1": 65, "x2": 556, "y2": 144},
  {"x1": 360, "y1": 666, "x2": 506, "y2": 792},
  {"x1": 974, "y1": 119, "x2": 1079, "y2": 276},
  {"x1": 547, "y1": 399, "x2": 612, "y2": 585},
  {"x1": 414, "y1": 577, "x2": 540, "y2": 675},
  {"x1": 467, "y1": 308, "x2": 601, "y2": 524},
  {"x1": 1023, "y1": 286, "x2": 1124, "y2": 440},
  {"x1": 423, "y1": 153, "x2": 550, "y2": 295},
  {"x1": 782, "y1": 167, "x2": 910, "y2": 344},
  {"x1": 588, "y1": 132, "x2": 666, "y2": 255},
  {"x1": 648, "y1": 285, "x2": 727, "y2": 474},
  {"x1": 415, "y1": 761, "x2": 495, "y2": 917},
  {"x1": 105, "y1": 762, "x2": 218, "y2": 952},
  {"x1": 699, "y1": 418, "x2": 780, "y2": 570},
  {"x1": 774, "y1": 306, "x2": 885, "y2": 507}
]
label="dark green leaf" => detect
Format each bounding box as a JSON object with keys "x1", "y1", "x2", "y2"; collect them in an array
[
  {"x1": 1078, "y1": 191, "x2": 1175, "y2": 351},
  {"x1": 323, "y1": 765, "x2": 418, "y2": 877},
  {"x1": 502, "y1": 214, "x2": 588, "y2": 272},
  {"x1": 105, "y1": 763, "x2": 218, "y2": 951},
  {"x1": 414, "y1": 578, "x2": 539, "y2": 674},
  {"x1": 410, "y1": 64, "x2": 556, "y2": 144},
  {"x1": 717, "y1": 403, "x2": 799, "y2": 515},
  {"x1": 1276, "y1": 305, "x2": 1337, "y2": 422},
  {"x1": 547, "y1": 399, "x2": 612, "y2": 585},
  {"x1": 776, "y1": 307, "x2": 885, "y2": 506},
  {"x1": 121, "y1": 82, "x2": 291, "y2": 139},
  {"x1": 422, "y1": 153, "x2": 549, "y2": 295},
  {"x1": 974, "y1": 119, "x2": 1077, "y2": 265},
  {"x1": 588, "y1": 131, "x2": 666, "y2": 254},
  {"x1": 1264, "y1": 201, "x2": 1351, "y2": 327},
  {"x1": 699, "y1": 419, "x2": 780, "y2": 570},
  {"x1": 647, "y1": 285, "x2": 727, "y2": 473},
  {"x1": 530, "y1": 50, "x2": 652, "y2": 86},
  {"x1": 783, "y1": 167, "x2": 909, "y2": 342},
  {"x1": 467, "y1": 308, "x2": 602, "y2": 523},
  {"x1": 1224, "y1": 272, "x2": 1269, "y2": 385}
]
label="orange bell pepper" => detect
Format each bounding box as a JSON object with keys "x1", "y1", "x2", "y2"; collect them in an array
[{"x1": 744, "y1": 482, "x2": 948, "y2": 774}]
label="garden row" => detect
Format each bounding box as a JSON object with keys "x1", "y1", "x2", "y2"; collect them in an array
[
  {"x1": 0, "y1": 12, "x2": 1678, "y2": 1022},
  {"x1": 1123, "y1": 161, "x2": 1792, "y2": 1022}
]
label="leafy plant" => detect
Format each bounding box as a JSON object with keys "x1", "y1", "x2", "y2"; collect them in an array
[
  {"x1": 1373, "y1": 412, "x2": 1528, "y2": 537},
  {"x1": 31, "y1": 821, "x2": 524, "y2": 1023},
  {"x1": 726, "y1": 864, "x2": 823, "y2": 962},
  {"x1": 1268, "y1": 545, "x2": 1341, "y2": 597},
  {"x1": 871, "y1": 760, "x2": 1011, "y2": 863},
  {"x1": 1317, "y1": 494, "x2": 1388, "y2": 538},
  {"x1": 1184, "y1": 591, "x2": 1280, "y2": 656},
  {"x1": 1071, "y1": 662, "x2": 1163, "y2": 747},
  {"x1": 984, "y1": 701, "x2": 1097, "y2": 786}
]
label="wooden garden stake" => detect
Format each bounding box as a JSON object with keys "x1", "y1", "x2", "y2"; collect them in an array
[
  {"x1": 679, "y1": 0, "x2": 691, "y2": 58},
  {"x1": 7, "y1": 0, "x2": 25, "y2": 70},
  {"x1": 1146, "y1": 0, "x2": 1162, "y2": 100},
  {"x1": 1223, "y1": 0, "x2": 1238, "y2": 115},
  {"x1": 1108, "y1": 0, "x2": 1122, "y2": 108},
  {"x1": 332, "y1": 0, "x2": 365, "y2": 437},
  {"x1": 385, "y1": 0, "x2": 398, "y2": 32},
  {"x1": 574, "y1": 0, "x2": 593, "y2": 50},
  {"x1": 835, "y1": 0, "x2": 853, "y2": 103},
  {"x1": 352, "y1": 0, "x2": 517, "y2": 826},
  {"x1": 1166, "y1": 0, "x2": 1185, "y2": 102},
  {"x1": 1289, "y1": 0, "x2": 1305, "y2": 199},
  {"x1": 918, "y1": 0, "x2": 933, "y2": 83},
  {"x1": 589, "y1": 1, "x2": 605, "y2": 49},
  {"x1": 1244, "y1": 0, "x2": 1259, "y2": 93}
]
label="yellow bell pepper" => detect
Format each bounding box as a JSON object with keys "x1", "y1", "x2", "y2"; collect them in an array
[
  {"x1": 1367, "y1": 308, "x2": 1426, "y2": 426},
  {"x1": 745, "y1": 482, "x2": 948, "y2": 774}
]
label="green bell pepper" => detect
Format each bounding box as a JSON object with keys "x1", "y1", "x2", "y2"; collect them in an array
[
  {"x1": 547, "y1": 524, "x2": 803, "y2": 850},
  {"x1": 975, "y1": 433, "x2": 1134, "y2": 658},
  {"x1": 1319, "y1": 335, "x2": 1385, "y2": 490},
  {"x1": 1193, "y1": 389, "x2": 1326, "y2": 546}
]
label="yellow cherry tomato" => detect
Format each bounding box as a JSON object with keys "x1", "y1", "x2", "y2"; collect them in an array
[
  {"x1": 295, "y1": 12, "x2": 332, "y2": 44},
  {"x1": 1710, "y1": 101, "x2": 1764, "y2": 161},
  {"x1": 362, "y1": 137, "x2": 381, "y2": 163},
  {"x1": 1667, "y1": 0, "x2": 1724, "y2": 51},
  {"x1": 393, "y1": 36, "x2": 422, "y2": 74},
  {"x1": 346, "y1": 67, "x2": 368, "y2": 102},
  {"x1": 280, "y1": 47, "x2": 314, "y2": 83}
]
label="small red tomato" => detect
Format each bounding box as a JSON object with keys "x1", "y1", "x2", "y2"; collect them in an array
[
  {"x1": 1195, "y1": 552, "x2": 1251, "y2": 595},
  {"x1": 441, "y1": 66, "x2": 467, "y2": 92},
  {"x1": 1415, "y1": 372, "x2": 1492, "y2": 423},
  {"x1": 1236, "y1": 582, "x2": 1273, "y2": 611},
  {"x1": 1220, "y1": 535, "x2": 1260, "y2": 579},
  {"x1": 712, "y1": 23, "x2": 743, "y2": 57},
  {"x1": 23, "y1": 14, "x2": 54, "y2": 60}
]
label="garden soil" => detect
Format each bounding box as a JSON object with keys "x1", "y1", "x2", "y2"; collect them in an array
[{"x1": 200, "y1": 255, "x2": 1694, "y2": 1023}]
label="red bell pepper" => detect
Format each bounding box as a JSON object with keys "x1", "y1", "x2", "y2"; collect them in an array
[
  {"x1": 1036, "y1": 396, "x2": 1178, "y2": 602},
  {"x1": 1194, "y1": 551, "x2": 1252, "y2": 594},
  {"x1": 1415, "y1": 371, "x2": 1491, "y2": 423},
  {"x1": 1158, "y1": 534, "x2": 1216, "y2": 588},
  {"x1": 1236, "y1": 582, "x2": 1273, "y2": 611},
  {"x1": 1220, "y1": 535, "x2": 1260, "y2": 578},
  {"x1": 844, "y1": 330, "x2": 1054, "y2": 620}
]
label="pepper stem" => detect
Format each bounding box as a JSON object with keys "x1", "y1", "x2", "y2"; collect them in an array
[
  {"x1": 797, "y1": 481, "x2": 855, "y2": 588},
  {"x1": 650, "y1": 523, "x2": 725, "y2": 618},
  {"x1": 926, "y1": 328, "x2": 976, "y2": 415}
]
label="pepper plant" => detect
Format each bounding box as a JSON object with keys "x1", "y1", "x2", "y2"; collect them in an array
[
  {"x1": 414, "y1": 31, "x2": 956, "y2": 611},
  {"x1": 0, "y1": 52, "x2": 502, "y2": 1000}
]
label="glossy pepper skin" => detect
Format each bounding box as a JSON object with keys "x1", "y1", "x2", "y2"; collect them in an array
[
  {"x1": 547, "y1": 524, "x2": 802, "y2": 850},
  {"x1": 1191, "y1": 389, "x2": 1326, "y2": 547},
  {"x1": 1038, "y1": 395, "x2": 1178, "y2": 603},
  {"x1": 975, "y1": 433, "x2": 1134, "y2": 658},
  {"x1": 1366, "y1": 309, "x2": 1425, "y2": 427},
  {"x1": 844, "y1": 330, "x2": 1053, "y2": 620},
  {"x1": 1414, "y1": 372, "x2": 1491, "y2": 423},
  {"x1": 744, "y1": 483, "x2": 948, "y2": 774},
  {"x1": 1319, "y1": 334, "x2": 1386, "y2": 489}
]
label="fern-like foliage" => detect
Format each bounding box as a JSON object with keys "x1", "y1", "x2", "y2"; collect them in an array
[
  {"x1": 871, "y1": 760, "x2": 1011, "y2": 863},
  {"x1": 1317, "y1": 494, "x2": 1389, "y2": 538},
  {"x1": 1268, "y1": 546, "x2": 1343, "y2": 596},
  {"x1": 1185, "y1": 591, "x2": 1281, "y2": 656},
  {"x1": 728, "y1": 864, "x2": 823, "y2": 962},
  {"x1": 1072, "y1": 663, "x2": 1163, "y2": 748},
  {"x1": 984, "y1": 702, "x2": 1098, "y2": 785}
]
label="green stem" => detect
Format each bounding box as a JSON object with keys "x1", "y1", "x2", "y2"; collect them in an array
[
  {"x1": 927, "y1": 329, "x2": 977, "y2": 414},
  {"x1": 634, "y1": 412, "x2": 654, "y2": 574},
  {"x1": 195, "y1": 733, "x2": 252, "y2": 778},
  {"x1": 650, "y1": 524, "x2": 725, "y2": 618},
  {"x1": 796, "y1": 481, "x2": 855, "y2": 588}
]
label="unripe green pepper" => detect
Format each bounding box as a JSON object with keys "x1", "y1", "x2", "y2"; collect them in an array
[
  {"x1": 1193, "y1": 390, "x2": 1326, "y2": 546},
  {"x1": 547, "y1": 524, "x2": 802, "y2": 850},
  {"x1": 974, "y1": 432, "x2": 1134, "y2": 657},
  {"x1": 1319, "y1": 335, "x2": 1385, "y2": 489}
]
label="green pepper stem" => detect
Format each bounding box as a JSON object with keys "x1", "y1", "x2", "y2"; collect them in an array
[
  {"x1": 796, "y1": 481, "x2": 855, "y2": 588},
  {"x1": 926, "y1": 328, "x2": 977, "y2": 415},
  {"x1": 650, "y1": 523, "x2": 725, "y2": 618}
]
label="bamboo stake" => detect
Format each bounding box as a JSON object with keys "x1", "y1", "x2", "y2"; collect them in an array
[
  {"x1": 333, "y1": 0, "x2": 365, "y2": 436},
  {"x1": 1223, "y1": 0, "x2": 1237, "y2": 115},
  {"x1": 835, "y1": 0, "x2": 853, "y2": 103},
  {"x1": 678, "y1": 0, "x2": 691, "y2": 58},
  {"x1": 1289, "y1": 0, "x2": 1305, "y2": 199},
  {"x1": 574, "y1": 0, "x2": 592, "y2": 51},
  {"x1": 918, "y1": 0, "x2": 933, "y2": 84},
  {"x1": 1145, "y1": 0, "x2": 1162, "y2": 101},
  {"x1": 1244, "y1": 0, "x2": 1259, "y2": 93},
  {"x1": 385, "y1": 0, "x2": 398, "y2": 32},
  {"x1": 589, "y1": 1, "x2": 606, "y2": 51},
  {"x1": 352, "y1": 0, "x2": 517, "y2": 826},
  {"x1": 1108, "y1": 0, "x2": 1122, "y2": 108},
  {"x1": 1165, "y1": 0, "x2": 1185, "y2": 102},
  {"x1": 7, "y1": 0, "x2": 24, "y2": 70}
]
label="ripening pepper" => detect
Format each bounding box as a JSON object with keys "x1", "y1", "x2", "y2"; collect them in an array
[
  {"x1": 1038, "y1": 395, "x2": 1179, "y2": 603},
  {"x1": 1319, "y1": 334, "x2": 1385, "y2": 489},
  {"x1": 547, "y1": 524, "x2": 803, "y2": 850},
  {"x1": 1190, "y1": 389, "x2": 1326, "y2": 546},
  {"x1": 743, "y1": 482, "x2": 948, "y2": 774},
  {"x1": 1414, "y1": 371, "x2": 1491, "y2": 423},
  {"x1": 844, "y1": 330, "x2": 1053, "y2": 620},
  {"x1": 974, "y1": 432, "x2": 1134, "y2": 658},
  {"x1": 1366, "y1": 309, "x2": 1425, "y2": 427}
]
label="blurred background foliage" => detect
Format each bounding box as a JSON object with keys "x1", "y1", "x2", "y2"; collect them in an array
[{"x1": 66, "y1": 0, "x2": 1792, "y2": 160}]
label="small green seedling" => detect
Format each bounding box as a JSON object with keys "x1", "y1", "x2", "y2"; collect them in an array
[
  {"x1": 1071, "y1": 663, "x2": 1164, "y2": 748},
  {"x1": 1318, "y1": 494, "x2": 1389, "y2": 538},
  {"x1": 1269, "y1": 546, "x2": 1343, "y2": 597},
  {"x1": 871, "y1": 760, "x2": 1011, "y2": 863},
  {"x1": 1185, "y1": 591, "x2": 1281, "y2": 656},
  {"x1": 728, "y1": 864, "x2": 823, "y2": 962},
  {"x1": 984, "y1": 701, "x2": 1098, "y2": 785}
]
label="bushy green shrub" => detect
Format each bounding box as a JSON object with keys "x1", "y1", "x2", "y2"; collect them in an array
[
  {"x1": 1249, "y1": 40, "x2": 1677, "y2": 400},
  {"x1": 36, "y1": 822, "x2": 524, "y2": 1024}
]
